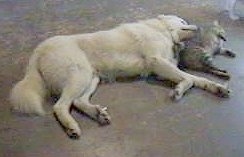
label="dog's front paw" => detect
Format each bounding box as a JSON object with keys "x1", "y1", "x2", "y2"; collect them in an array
[
  {"x1": 170, "y1": 89, "x2": 183, "y2": 101},
  {"x1": 216, "y1": 86, "x2": 231, "y2": 98},
  {"x1": 95, "y1": 105, "x2": 111, "y2": 125}
]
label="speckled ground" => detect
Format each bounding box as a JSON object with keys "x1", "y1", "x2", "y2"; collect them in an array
[{"x1": 0, "y1": 0, "x2": 244, "y2": 157}]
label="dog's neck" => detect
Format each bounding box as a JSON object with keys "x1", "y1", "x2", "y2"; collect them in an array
[
  {"x1": 141, "y1": 18, "x2": 167, "y2": 31},
  {"x1": 141, "y1": 18, "x2": 180, "y2": 45}
]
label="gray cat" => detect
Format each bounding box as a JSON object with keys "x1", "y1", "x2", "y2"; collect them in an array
[{"x1": 178, "y1": 21, "x2": 236, "y2": 80}]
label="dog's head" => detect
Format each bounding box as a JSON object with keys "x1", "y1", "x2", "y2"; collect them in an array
[
  {"x1": 211, "y1": 21, "x2": 227, "y2": 41},
  {"x1": 157, "y1": 15, "x2": 198, "y2": 43}
]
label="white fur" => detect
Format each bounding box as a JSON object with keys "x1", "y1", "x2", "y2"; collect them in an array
[{"x1": 10, "y1": 15, "x2": 230, "y2": 138}]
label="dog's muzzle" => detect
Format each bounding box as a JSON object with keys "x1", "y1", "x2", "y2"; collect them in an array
[{"x1": 181, "y1": 25, "x2": 198, "y2": 31}]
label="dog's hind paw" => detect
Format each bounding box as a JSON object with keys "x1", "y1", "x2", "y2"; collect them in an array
[
  {"x1": 53, "y1": 111, "x2": 82, "y2": 139},
  {"x1": 66, "y1": 128, "x2": 81, "y2": 139},
  {"x1": 95, "y1": 105, "x2": 111, "y2": 125}
]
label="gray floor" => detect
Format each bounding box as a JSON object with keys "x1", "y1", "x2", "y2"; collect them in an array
[{"x1": 0, "y1": 0, "x2": 244, "y2": 157}]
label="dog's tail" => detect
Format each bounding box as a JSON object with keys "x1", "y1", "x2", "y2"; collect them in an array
[{"x1": 10, "y1": 52, "x2": 46, "y2": 116}]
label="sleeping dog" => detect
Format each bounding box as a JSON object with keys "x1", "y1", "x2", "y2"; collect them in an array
[{"x1": 10, "y1": 15, "x2": 230, "y2": 139}]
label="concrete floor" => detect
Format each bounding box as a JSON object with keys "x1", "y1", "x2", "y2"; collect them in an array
[{"x1": 0, "y1": 0, "x2": 244, "y2": 157}]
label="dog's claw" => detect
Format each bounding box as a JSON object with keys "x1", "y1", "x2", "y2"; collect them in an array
[{"x1": 96, "y1": 105, "x2": 111, "y2": 125}]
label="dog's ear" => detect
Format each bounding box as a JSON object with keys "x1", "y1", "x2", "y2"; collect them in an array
[
  {"x1": 213, "y1": 20, "x2": 220, "y2": 26},
  {"x1": 157, "y1": 14, "x2": 175, "y2": 31}
]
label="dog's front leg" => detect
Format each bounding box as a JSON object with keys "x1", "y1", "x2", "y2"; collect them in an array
[
  {"x1": 149, "y1": 56, "x2": 194, "y2": 100},
  {"x1": 149, "y1": 56, "x2": 230, "y2": 99}
]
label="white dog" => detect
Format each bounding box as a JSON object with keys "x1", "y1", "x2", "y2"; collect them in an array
[{"x1": 10, "y1": 15, "x2": 230, "y2": 139}]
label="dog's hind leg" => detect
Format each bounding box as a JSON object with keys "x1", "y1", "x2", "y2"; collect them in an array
[
  {"x1": 53, "y1": 66, "x2": 92, "y2": 139},
  {"x1": 149, "y1": 57, "x2": 230, "y2": 99},
  {"x1": 73, "y1": 76, "x2": 111, "y2": 125}
]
